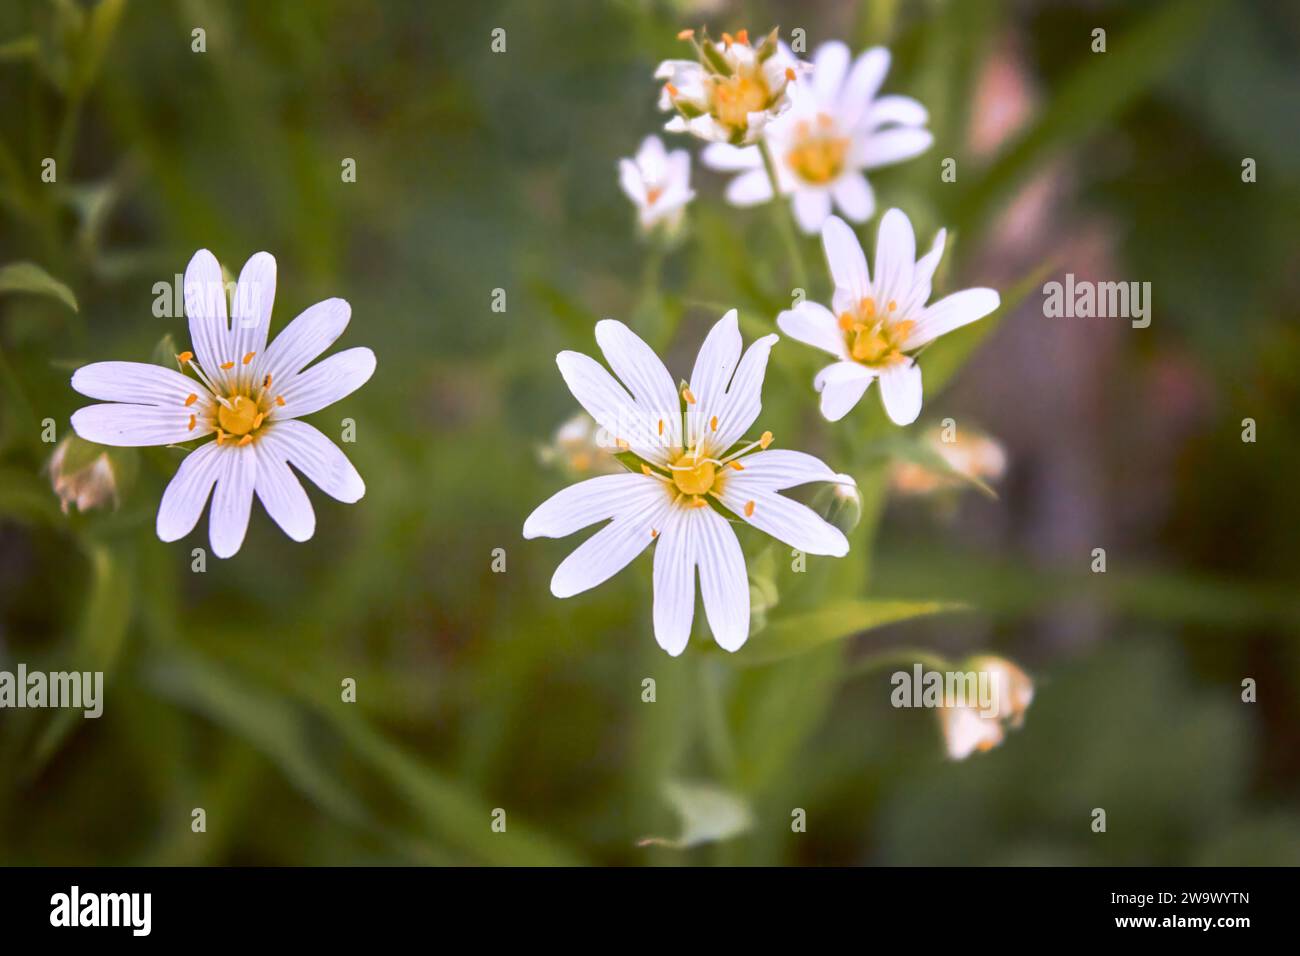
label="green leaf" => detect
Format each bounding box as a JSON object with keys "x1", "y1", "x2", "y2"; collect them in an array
[
  {"x1": 0, "y1": 261, "x2": 79, "y2": 312},
  {"x1": 0, "y1": 35, "x2": 39, "y2": 62},
  {"x1": 73, "y1": 0, "x2": 127, "y2": 94},
  {"x1": 731, "y1": 598, "x2": 965, "y2": 667},
  {"x1": 637, "y1": 780, "x2": 754, "y2": 849}
]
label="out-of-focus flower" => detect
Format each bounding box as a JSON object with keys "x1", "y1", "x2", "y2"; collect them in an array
[
  {"x1": 890, "y1": 425, "x2": 1007, "y2": 496},
  {"x1": 523, "y1": 311, "x2": 853, "y2": 656},
  {"x1": 703, "y1": 42, "x2": 931, "y2": 233},
  {"x1": 656, "y1": 27, "x2": 804, "y2": 145},
  {"x1": 618, "y1": 135, "x2": 695, "y2": 234},
  {"x1": 47, "y1": 436, "x2": 119, "y2": 513},
  {"x1": 536, "y1": 412, "x2": 622, "y2": 477},
  {"x1": 939, "y1": 655, "x2": 1034, "y2": 759},
  {"x1": 70, "y1": 249, "x2": 374, "y2": 558},
  {"x1": 777, "y1": 212, "x2": 1000, "y2": 426}
]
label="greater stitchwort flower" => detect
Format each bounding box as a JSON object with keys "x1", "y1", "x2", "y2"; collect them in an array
[
  {"x1": 524, "y1": 311, "x2": 853, "y2": 656},
  {"x1": 619, "y1": 135, "x2": 695, "y2": 234},
  {"x1": 656, "y1": 28, "x2": 804, "y2": 146},
  {"x1": 939, "y1": 656, "x2": 1034, "y2": 759},
  {"x1": 778, "y1": 211, "x2": 1000, "y2": 426},
  {"x1": 70, "y1": 250, "x2": 375, "y2": 558},
  {"x1": 702, "y1": 41, "x2": 932, "y2": 233}
]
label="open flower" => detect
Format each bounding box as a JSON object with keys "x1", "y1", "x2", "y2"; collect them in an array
[
  {"x1": 777, "y1": 212, "x2": 1000, "y2": 426},
  {"x1": 619, "y1": 135, "x2": 695, "y2": 234},
  {"x1": 703, "y1": 42, "x2": 932, "y2": 232},
  {"x1": 939, "y1": 656, "x2": 1034, "y2": 759},
  {"x1": 70, "y1": 249, "x2": 375, "y2": 558},
  {"x1": 656, "y1": 28, "x2": 804, "y2": 145},
  {"x1": 524, "y1": 311, "x2": 853, "y2": 656}
]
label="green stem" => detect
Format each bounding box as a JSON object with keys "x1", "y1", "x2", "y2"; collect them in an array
[
  {"x1": 757, "y1": 139, "x2": 808, "y2": 294},
  {"x1": 697, "y1": 656, "x2": 735, "y2": 778}
]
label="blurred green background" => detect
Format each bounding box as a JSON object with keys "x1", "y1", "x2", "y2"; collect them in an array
[{"x1": 1, "y1": 0, "x2": 1298, "y2": 865}]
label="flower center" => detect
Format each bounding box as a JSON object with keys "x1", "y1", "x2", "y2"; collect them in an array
[
  {"x1": 839, "y1": 297, "x2": 915, "y2": 367},
  {"x1": 710, "y1": 70, "x2": 770, "y2": 131},
  {"x1": 786, "y1": 117, "x2": 849, "y2": 184},
  {"x1": 671, "y1": 453, "x2": 716, "y2": 496},
  {"x1": 217, "y1": 394, "x2": 263, "y2": 437}
]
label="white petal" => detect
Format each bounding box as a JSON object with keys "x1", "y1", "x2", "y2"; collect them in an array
[
  {"x1": 618, "y1": 158, "x2": 646, "y2": 205},
  {"x1": 831, "y1": 173, "x2": 875, "y2": 222},
  {"x1": 711, "y1": 331, "x2": 778, "y2": 452},
  {"x1": 822, "y1": 215, "x2": 871, "y2": 300},
  {"x1": 72, "y1": 361, "x2": 208, "y2": 406},
  {"x1": 942, "y1": 707, "x2": 1004, "y2": 760},
  {"x1": 275, "y1": 347, "x2": 376, "y2": 419},
  {"x1": 229, "y1": 252, "x2": 276, "y2": 389},
  {"x1": 862, "y1": 94, "x2": 929, "y2": 129},
  {"x1": 717, "y1": 483, "x2": 848, "y2": 556},
  {"x1": 652, "y1": 508, "x2": 696, "y2": 656},
  {"x1": 725, "y1": 448, "x2": 848, "y2": 490},
  {"x1": 906, "y1": 287, "x2": 1000, "y2": 349},
  {"x1": 259, "y1": 419, "x2": 365, "y2": 503},
  {"x1": 695, "y1": 507, "x2": 750, "y2": 652},
  {"x1": 258, "y1": 298, "x2": 352, "y2": 386},
  {"x1": 842, "y1": 47, "x2": 891, "y2": 126},
  {"x1": 701, "y1": 142, "x2": 762, "y2": 171},
  {"x1": 184, "y1": 249, "x2": 233, "y2": 391},
  {"x1": 724, "y1": 168, "x2": 774, "y2": 206},
  {"x1": 776, "y1": 300, "x2": 846, "y2": 359},
  {"x1": 71, "y1": 403, "x2": 211, "y2": 447},
  {"x1": 878, "y1": 360, "x2": 923, "y2": 426},
  {"x1": 814, "y1": 361, "x2": 875, "y2": 421},
  {"x1": 687, "y1": 310, "x2": 741, "y2": 451},
  {"x1": 523, "y1": 473, "x2": 665, "y2": 539},
  {"x1": 667, "y1": 149, "x2": 692, "y2": 191},
  {"x1": 156, "y1": 440, "x2": 223, "y2": 542},
  {"x1": 792, "y1": 187, "x2": 833, "y2": 234},
  {"x1": 902, "y1": 228, "x2": 947, "y2": 317},
  {"x1": 253, "y1": 441, "x2": 315, "y2": 542},
  {"x1": 209, "y1": 445, "x2": 256, "y2": 559},
  {"x1": 556, "y1": 349, "x2": 664, "y2": 465},
  {"x1": 595, "y1": 320, "x2": 681, "y2": 454},
  {"x1": 861, "y1": 128, "x2": 933, "y2": 169},
  {"x1": 812, "y1": 40, "x2": 851, "y2": 103},
  {"x1": 550, "y1": 504, "x2": 663, "y2": 598},
  {"x1": 637, "y1": 134, "x2": 667, "y2": 176},
  {"x1": 872, "y1": 208, "x2": 917, "y2": 309}
]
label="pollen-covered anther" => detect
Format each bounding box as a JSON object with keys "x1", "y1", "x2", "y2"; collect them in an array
[
  {"x1": 242, "y1": 351, "x2": 256, "y2": 365},
  {"x1": 187, "y1": 414, "x2": 196, "y2": 431},
  {"x1": 641, "y1": 463, "x2": 652, "y2": 476},
  {"x1": 177, "y1": 351, "x2": 194, "y2": 364},
  {"x1": 887, "y1": 300, "x2": 897, "y2": 312},
  {"x1": 665, "y1": 83, "x2": 679, "y2": 98},
  {"x1": 688, "y1": 496, "x2": 709, "y2": 509},
  {"x1": 184, "y1": 393, "x2": 198, "y2": 407},
  {"x1": 785, "y1": 67, "x2": 795, "y2": 81},
  {"x1": 275, "y1": 395, "x2": 285, "y2": 406},
  {"x1": 735, "y1": 29, "x2": 748, "y2": 45},
  {"x1": 220, "y1": 361, "x2": 235, "y2": 370},
  {"x1": 710, "y1": 415, "x2": 718, "y2": 431},
  {"x1": 729, "y1": 460, "x2": 744, "y2": 471},
  {"x1": 616, "y1": 437, "x2": 630, "y2": 450},
  {"x1": 721, "y1": 32, "x2": 733, "y2": 47},
  {"x1": 682, "y1": 387, "x2": 696, "y2": 404},
  {"x1": 838, "y1": 312, "x2": 855, "y2": 331},
  {"x1": 658, "y1": 419, "x2": 664, "y2": 436},
  {"x1": 759, "y1": 430, "x2": 774, "y2": 449},
  {"x1": 676, "y1": 28, "x2": 694, "y2": 40},
  {"x1": 651, "y1": 528, "x2": 659, "y2": 538},
  {"x1": 744, "y1": 500, "x2": 755, "y2": 517}
]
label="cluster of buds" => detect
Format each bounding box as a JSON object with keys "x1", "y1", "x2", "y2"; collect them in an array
[{"x1": 656, "y1": 27, "x2": 804, "y2": 146}]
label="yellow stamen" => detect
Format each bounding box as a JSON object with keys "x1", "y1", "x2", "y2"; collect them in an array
[
  {"x1": 237, "y1": 434, "x2": 252, "y2": 446},
  {"x1": 838, "y1": 312, "x2": 855, "y2": 331},
  {"x1": 710, "y1": 415, "x2": 718, "y2": 431},
  {"x1": 729, "y1": 460, "x2": 744, "y2": 471},
  {"x1": 658, "y1": 419, "x2": 664, "y2": 436},
  {"x1": 759, "y1": 430, "x2": 773, "y2": 449},
  {"x1": 735, "y1": 29, "x2": 748, "y2": 45},
  {"x1": 263, "y1": 373, "x2": 273, "y2": 388},
  {"x1": 665, "y1": 83, "x2": 679, "y2": 98},
  {"x1": 682, "y1": 387, "x2": 696, "y2": 405},
  {"x1": 688, "y1": 496, "x2": 709, "y2": 508},
  {"x1": 220, "y1": 361, "x2": 235, "y2": 370},
  {"x1": 641, "y1": 463, "x2": 652, "y2": 476},
  {"x1": 863, "y1": 297, "x2": 877, "y2": 318},
  {"x1": 184, "y1": 393, "x2": 198, "y2": 407},
  {"x1": 177, "y1": 351, "x2": 194, "y2": 364},
  {"x1": 651, "y1": 528, "x2": 659, "y2": 538},
  {"x1": 744, "y1": 500, "x2": 755, "y2": 517},
  {"x1": 721, "y1": 32, "x2": 733, "y2": 47},
  {"x1": 676, "y1": 28, "x2": 694, "y2": 40},
  {"x1": 242, "y1": 351, "x2": 256, "y2": 365},
  {"x1": 252, "y1": 413, "x2": 265, "y2": 430},
  {"x1": 671, "y1": 452, "x2": 716, "y2": 497},
  {"x1": 187, "y1": 414, "x2": 196, "y2": 431},
  {"x1": 785, "y1": 67, "x2": 795, "y2": 81},
  {"x1": 616, "y1": 437, "x2": 629, "y2": 450},
  {"x1": 216, "y1": 430, "x2": 226, "y2": 445},
  {"x1": 274, "y1": 395, "x2": 285, "y2": 406}
]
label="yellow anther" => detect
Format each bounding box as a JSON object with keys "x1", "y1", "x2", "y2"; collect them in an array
[
  {"x1": 838, "y1": 312, "x2": 856, "y2": 331},
  {"x1": 710, "y1": 415, "x2": 718, "y2": 431},
  {"x1": 263, "y1": 373, "x2": 273, "y2": 388},
  {"x1": 252, "y1": 413, "x2": 265, "y2": 430},
  {"x1": 242, "y1": 351, "x2": 256, "y2": 365},
  {"x1": 785, "y1": 67, "x2": 795, "y2": 81},
  {"x1": 689, "y1": 496, "x2": 709, "y2": 508},
  {"x1": 682, "y1": 387, "x2": 696, "y2": 405},
  {"x1": 641, "y1": 463, "x2": 652, "y2": 476},
  {"x1": 274, "y1": 395, "x2": 285, "y2": 406},
  {"x1": 665, "y1": 82, "x2": 679, "y2": 97},
  {"x1": 729, "y1": 460, "x2": 744, "y2": 471},
  {"x1": 658, "y1": 419, "x2": 664, "y2": 436},
  {"x1": 721, "y1": 32, "x2": 733, "y2": 47},
  {"x1": 863, "y1": 297, "x2": 876, "y2": 317},
  {"x1": 177, "y1": 351, "x2": 194, "y2": 364},
  {"x1": 187, "y1": 414, "x2": 196, "y2": 431},
  {"x1": 744, "y1": 500, "x2": 755, "y2": 517},
  {"x1": 651, "y1": 528, "x2": 660, "y2": 538},
  {"x1": 237, "y1": 434, "x2": 252, "y2": 446},
  {"x1": 676, "y1": 28, "x2": 694, "y2": 40},
  {"x1": 888, "y1": 300, "x2": 897, "y2": 311},
  {"x1": 184, "y1": 393, "x2": 198, "y2": 407},
  {"x1": 735, "y1": 29, "x2": 748, "y2": 45},
  {"x1": 216, "y1": 430, "x2": 226, "y2": 445},
  {"x1": 616, "y1": 437, "x2": 629, "y2": 450},
  {"x1": 759, "y1": 430, "x2": 773, "y2": 449},
  {"x1": 220, "y1": 361, "x2": 235, "y2": 370}
]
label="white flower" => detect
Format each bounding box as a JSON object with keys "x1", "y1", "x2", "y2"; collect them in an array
[
  {"x1": 939, "y1": 656, "x2": 1034, "y2": 760},
  {"x1": 702, "y1": 42, "x2": 932, "y2": 233},
  {"x1": 47, "y1": 436, "x2": 119, "y2": 513},
  {"x1": 619, "y1": 135, "x2": 695, "y2": 233},
  {"x1": 777, "y1": 211, "x2": 1000, "y2": 426},
  {"x1": 656, "y1": 28, "x2": 804, "y2": 145},
  {"x1": 524, "y1": 311, "x2": 852, "y2": 656},
  {"x1": 69, "y1": 249, "x2": 375, "y2": 558}
]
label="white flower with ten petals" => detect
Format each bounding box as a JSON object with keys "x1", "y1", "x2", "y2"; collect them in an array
[
  {"x1": 618, "y1": 135, "x2": 695, "y2": 233},
  {"x1": 524, "y1": 311, "x2": 852, "y2": 656},
  {"x1": 778, "y1": 211, "x2": 1000, "y2": 426},
  {"x1": 70, "y1": 249, "x2": 375, "y2": 558},
  {"x1": 702, "y1": 42, "x2": 932, "y2": 233},
  {"x1": 656, "y1": 28, "x2": 804, "y2": 146}
]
